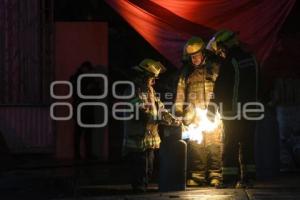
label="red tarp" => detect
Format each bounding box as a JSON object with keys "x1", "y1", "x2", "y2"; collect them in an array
[{"x1": 105, "y1": 0, "x2": 295, "y2": 68}]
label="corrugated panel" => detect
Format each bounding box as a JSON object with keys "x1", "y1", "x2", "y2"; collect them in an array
[
  {"x1": 0, "y1": 106, "x2": 54, "y2": 153},
  {"x1": 0, "y1": 0, "x2": 53, "y2": 104},
  {"x1": 273, "y1": 79, "x2": 300, "y2": 105}
]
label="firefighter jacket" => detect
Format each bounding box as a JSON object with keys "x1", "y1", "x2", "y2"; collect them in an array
[
  {"x1": 175, "y1": 60, "x2": 219, "y2": 125},
  {"x1": 123, "y1": 85, "x2": 166, "y2": 154},
  {"x1": 210, "y1": 46, "x2": 259, "y2": 117}
]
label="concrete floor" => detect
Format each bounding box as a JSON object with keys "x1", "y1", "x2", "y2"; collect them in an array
[
  {"x1": 1, "y1": 157, "x2": 300, "y2": 200},
  {"x1": 72, "y1": 188, "x2": 300, "y2": 200}
]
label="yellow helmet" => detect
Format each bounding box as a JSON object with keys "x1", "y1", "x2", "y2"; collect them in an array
[
  {"x1": 183, "y1": 37, "x2": 205, "y2": 60},
  {"x1": 133, "y1": 58, "x2": 166, "y2": 77}
]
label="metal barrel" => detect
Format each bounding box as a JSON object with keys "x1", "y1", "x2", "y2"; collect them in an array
[{"x1": 159, "y1": 126, "x2": 187, "y2": 192}]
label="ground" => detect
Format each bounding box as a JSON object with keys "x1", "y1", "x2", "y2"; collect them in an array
[{"x1": 1, "y1": 155, "x2": 300, "y2": 200}]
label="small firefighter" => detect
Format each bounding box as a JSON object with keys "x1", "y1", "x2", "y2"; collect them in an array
[
  {"x1": 207, "y1": 30, "x2": 259, "y2": 187},
  {"x1": 175, "y1": 37, "x2": 222, "y2": 187},
  {"x1": 123, "y1": 59, "x2": 180, "y2": 192}
]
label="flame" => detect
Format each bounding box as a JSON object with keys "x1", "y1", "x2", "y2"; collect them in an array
[{"x1": 182, "y1": 108, "x2": 222, "y2": 144}]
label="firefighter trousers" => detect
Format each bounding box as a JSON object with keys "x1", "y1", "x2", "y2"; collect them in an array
[
  {"x1": 128, "y1": 149, "x2": 155, "y2": 190},
  {"x1": 222, "y1": 119, "x2": 256, "y2": 184},
  {"x1": 186, "y1": 131, "x2": 222, "y2": 184}
]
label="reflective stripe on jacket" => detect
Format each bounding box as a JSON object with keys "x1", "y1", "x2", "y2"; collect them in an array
[{"x1": 123, "y1": 86, "x2": 163, "y2": 154}]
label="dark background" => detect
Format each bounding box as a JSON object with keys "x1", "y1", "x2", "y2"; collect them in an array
[{"x1": 0, "y1": 0, "x2": 299, "y2": 163}]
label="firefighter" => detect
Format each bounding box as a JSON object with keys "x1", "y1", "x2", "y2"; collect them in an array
[
  {"x1": 207, "y1": 30, "x2": 259, "y2": 187},
  {"x1": 175, "y1": 37, "x2": 222, "y2": 187},
  {"x1": 123, "y1": 59, "x2": 180, "y2": 192},
  {"x1": 70, "y1": 61, "x2": 95, "y2": 160}
]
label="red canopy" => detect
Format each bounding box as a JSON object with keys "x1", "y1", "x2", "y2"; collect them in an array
[{"x1": 105, "y1": 0, "x2": 295, "y2": 68}]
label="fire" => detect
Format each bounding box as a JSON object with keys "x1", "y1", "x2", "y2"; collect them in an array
[{"x1": 182, "y1": 108, "x2": 222, "y2": 144}]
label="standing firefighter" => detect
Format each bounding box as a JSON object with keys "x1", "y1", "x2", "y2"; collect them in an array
[
  {"x1": 123, "y1": 59, "x2": 179, "y2": 192},
  {"x1": 207, "y1": 30, "x2": 259, "y2": 187},
  {"x1": 175, "y1": 37, "x2": 222, "y2": 187}
]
